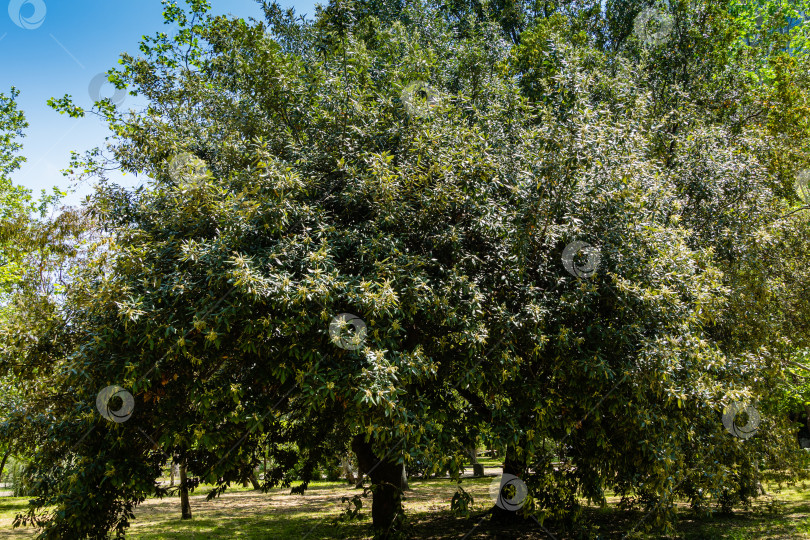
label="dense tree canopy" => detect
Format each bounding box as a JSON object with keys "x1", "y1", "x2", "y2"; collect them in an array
[
  {"x1": 2, "y1": 0, "x2": 810, "y2": 538},
  {"x1": 0, "y1": 85, "x2": 74, "y2": 461}
]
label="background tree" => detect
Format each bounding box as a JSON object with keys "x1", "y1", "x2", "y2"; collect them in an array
[{"x1": 0, "y1": 87, "x2": 70, "y2": 490}]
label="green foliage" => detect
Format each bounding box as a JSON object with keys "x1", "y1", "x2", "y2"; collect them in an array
[
  {"x1": 336, "y1": 486, "x2": 372, "y2": 523},
  {"x1": 6, "y1": 457, "x2": 31, "y2": 497},
  {"x1": 450, "y1": 485, "x2": 474, "y2": 516},
  {"x1": 0, "y1": 88, "x2": 28, "y2": 179},
  {"x1": 0, "y1": 87, "x2": 36, "y2": 292},
  {"x1": 0, "y1": 88, "x2": 73, "y2": 507}
]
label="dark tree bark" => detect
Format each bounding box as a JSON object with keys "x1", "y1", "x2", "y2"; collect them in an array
[
  {"x1": 352, "y1": 434, "x2": 405, "y2": 535},
  {"x1": 490, "y1": 445, "x2": 526, "y2": 524},
  {"x1": 179, "y1": 462, "x2": 192, "y2": 520},
  {"x1": 0, "y1": 449, "x2": 10, "y2": 484}
]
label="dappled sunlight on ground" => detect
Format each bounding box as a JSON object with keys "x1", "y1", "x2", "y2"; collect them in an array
[{"x1": 1, "y1": 477, "x2": 810, "y2": 538}]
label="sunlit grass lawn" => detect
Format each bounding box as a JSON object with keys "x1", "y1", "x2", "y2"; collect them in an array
[{"x1": 3, "y1": 476, "x2": 810, "y2": 538}]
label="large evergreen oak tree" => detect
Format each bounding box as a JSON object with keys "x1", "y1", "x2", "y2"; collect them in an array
[{"x1": 3, "y1": 0, "x2": 810, "y2": 537}]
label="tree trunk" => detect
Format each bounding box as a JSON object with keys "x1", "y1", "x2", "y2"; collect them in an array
[
  {"x1": 250, "y1": 472, "x2": 261, "y2": 490},
  {"x1": 490, "y1": 445, "x2": 525, "y2": 524},
  {"x1": 170, "y1": 460, "x2": 175, "y2": 487},
  {"x1": 179, "y1": 463, "x2": 192, "y2": 520},
  {"x1": 400, "y1": 464, "x2": 409, "y2": 491},
  {"x1": 352, "y1": 434, "x2": 405, "y2": 535},
  {"x1": 804, "y1": 403, "x2": 810, "y2": 434},
  {"x1": 263, "y1": 442, "x2": 268, "y2": 482},
  {"x1": 470, "y1": 445, "x2": 484, "y2": 477},
  {"x1": 355, "y1": 452, "x2": 366, "y2": 488},
  {"x1": 341, "y1": 454, "x2": 356, "y2": 485},
  {"x1": 0, "y1": 449, "x2": 10, "y2": 484}
]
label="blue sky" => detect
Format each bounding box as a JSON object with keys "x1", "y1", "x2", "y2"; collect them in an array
[{"x1": 0, "y1": 0, "x2": 316, "y2": 206}]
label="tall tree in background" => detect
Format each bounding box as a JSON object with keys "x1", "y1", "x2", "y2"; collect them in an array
[
  {"x1": 0, "y1": 87, "x2": 31, "y2": 486},
  {"x1": 0, "y1": 88, "x2": 73, "y2": 487}
]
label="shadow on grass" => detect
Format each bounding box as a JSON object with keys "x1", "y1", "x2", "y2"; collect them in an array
[
  {"x1": 0, "y1": 499, "x2": 30, "y2": 515},
  {"x1": 405, "y1": 501, "x2": 810, "y2": 540},
  {"x1": 3, "y1": 480, "x2": 810, "y2": 539},
  {"x1": 0, "y1": 497, "x2": 40, "y2": 539},
  {"x1": 128, "y1": 511, "x2": 371, "y2": 540}
]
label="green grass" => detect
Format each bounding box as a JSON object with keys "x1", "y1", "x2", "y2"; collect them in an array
[
  {"x1": 474, "y1": 456, "x2": 502, "y2": 467},
  {"x1": 2, "y1": 477, "x2": 810, "y2": 539},
  {"x1": 0, "y1": 499, "x2": 28, "y2": 523}
]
